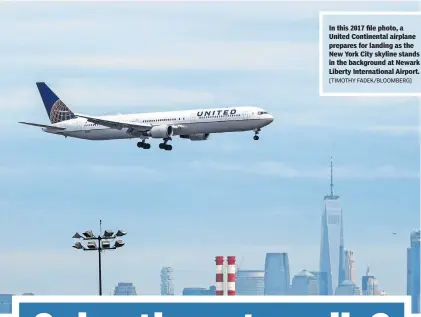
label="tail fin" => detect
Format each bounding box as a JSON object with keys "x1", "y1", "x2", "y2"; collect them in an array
[{"x1": 36, "y1": 82, "x2": 75, "y2": 124}]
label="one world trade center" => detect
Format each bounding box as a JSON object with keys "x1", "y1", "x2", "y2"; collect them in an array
[{"x1": 319, "y1": 159, "x2": 345, "y2": 295}]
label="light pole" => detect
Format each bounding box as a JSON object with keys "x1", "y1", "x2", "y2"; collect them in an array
[{"x1": 72, "y1": 220, "x2": 127, "y2": 295}]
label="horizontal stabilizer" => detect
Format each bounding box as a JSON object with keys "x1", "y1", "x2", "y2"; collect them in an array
[{"x1": 18, "y1": 122, "x2": 66, "y2": 130}]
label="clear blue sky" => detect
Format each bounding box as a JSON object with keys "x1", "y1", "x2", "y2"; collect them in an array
[{"x1": 0, "y1": 1, "x2": 419, "y2": 295}]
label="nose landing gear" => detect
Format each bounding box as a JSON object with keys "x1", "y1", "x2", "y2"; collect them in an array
[{"x1": 253, "y1": 128, "x2": 261, "y2": 140}]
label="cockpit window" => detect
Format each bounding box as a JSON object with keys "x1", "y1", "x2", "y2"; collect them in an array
[{"x1": 257, "y1": 111, "x2": 268, "y2": 115}]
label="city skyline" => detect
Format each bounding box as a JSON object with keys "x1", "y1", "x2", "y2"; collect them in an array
[
  {"x1": 0, "y1": 1, "x2": 419, "y2": 296},
  {"x1": 97, "y1": 249, "x2": 386, "y2": 296},
  {"x1": 60, "y1": 237, "x2": 414, "y2": 296},
  {"x1": 0, "y1": 235, "x2": 413, "y2": 299}
]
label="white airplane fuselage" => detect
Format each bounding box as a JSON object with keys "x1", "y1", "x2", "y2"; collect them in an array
[{"x1": 42, "y1": 106, "x2": 274, "y2": 141}]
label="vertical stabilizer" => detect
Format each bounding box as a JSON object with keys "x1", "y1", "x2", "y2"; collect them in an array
[{"x1": 36, "y1": 82, "x2": 75, "y2": 123}]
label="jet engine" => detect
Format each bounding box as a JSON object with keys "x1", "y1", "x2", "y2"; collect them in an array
[
  {"x1": 180, "y1": 133, "x2": 210, "y2": 141},
  {"x1": 147, "y1": 125, "x2": 173, "y2": 138}
]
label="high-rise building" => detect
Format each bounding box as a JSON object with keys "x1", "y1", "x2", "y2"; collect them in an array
[
  {"x1": 236, "y1": 270, "x2": 265, "y2": 295},
  {"x1": 407, "y1": 229, "x2": 420, "y2": 314},
  {"x1": 160, "y1": 267, "x2": 174, "y2": 296},
  {"x1": 335, "y1": 280, "x2": 361, "y2": 295},
  {"x1": 113, "y1": 282, "x2": 137, "y2": 295},
  {"x1": 362, "y1": 276, "x2": 380, "y2": 295},
  {"x1": 319, "y1": 159, "x2": 345, "y2": 295},
  {"x1": 289, "y1": 270, "x2": 319, "y2": 295},
  {"x1": 344, "y1": 250, "x2": 356, "y2": 284},
  {"x1": 182, "y1": 286, "x2": 216, "y2": 295},
  {"x1": 0, "y1": 295, "x2": 12, "y2": 314},
  {"x1": 361, "y1": 267, "x2": 380, "y2": 296},
  {"x1": 309, "y1": 271, "x2": 328, "y2": 295},
  {"x1": 264, "y1": 253, "x2": 290, "y2": 295}
]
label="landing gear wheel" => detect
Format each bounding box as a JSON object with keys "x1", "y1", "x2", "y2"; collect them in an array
[
  {"x1": 159, "y1": 137, "x2": 173, "y2": 151},
  {"x1": 137, "y1": 141, "x2": 151, "y2": 149},
  {"x1": 253, "y1": 135, "x2": 259, "y2": 141}
]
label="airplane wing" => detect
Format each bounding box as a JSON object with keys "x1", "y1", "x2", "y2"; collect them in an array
[
  {"x1": 19, "y1": 122, "x2": 66, "y2": 130},
  {"x1": 75, "y1": 113, "x2": 185, "y2": 133},
  {"x1": 74, "y1": 113, "x2": 152, "y2": 132}
]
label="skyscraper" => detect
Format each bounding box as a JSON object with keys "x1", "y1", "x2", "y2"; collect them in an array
[
  {"x1": 289, "y1": 270, "x2": 319, "y2": 295},
  {"x1": 361, "y1": 267, "x2": 380, "y2": 296},
  {"x1": 236, "y1": 270, "x2": 265, "y2": 295},
  {"x1": 344, "y1": 250, "x2": 356, "y2": 284},
  {"x1": 264, "y1": 253, "x2": 290, "y2": 295},
  {"x1": 407, "y1": 229, "x2": 420, "y2": 313},
  {"x1": 160, "y1": 267, "x2": 174, "y2": 295},
  {"x1": 113, "y1": 282, "x2": 137, "y2": 295},
  {"x1": 361, "y1": 276, "x2": 380, "y2": 295},
  {"x1": 319, "y1": 159, "x2": 345, "y2": 295}
]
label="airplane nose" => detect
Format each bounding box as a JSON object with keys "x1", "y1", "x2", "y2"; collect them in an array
[{"x1": 267, "y1": 115, "x2": 274, "y2": 123}]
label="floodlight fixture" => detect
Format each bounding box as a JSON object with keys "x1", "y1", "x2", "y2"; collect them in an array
[
  {"x1": 72, "y1": 232, "x2": 83, "y2": 239},
  {"x1": 114, "y1": 240, "x2": 125, "y2": 248},
  {"x1": 87, "y1": 241, "x2": 97, "y2": 249},
  {"x1": 72, "y1": 242, "x2": 83, "y2": 249},
  {"x1": 103, "y1": 230, "x2": 114, "y2": 238},
  {"x1": 116, "y1": 230, "x2": 127, "y2": 237},
  {"x1": 83, "y1": 230, "x2": 95, "y2": 238},
  {"x1": 102, "y1": 240, "x2": 111, "y2": 249}
]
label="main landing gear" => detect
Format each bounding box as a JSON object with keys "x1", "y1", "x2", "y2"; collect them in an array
[
  {"x1": 253, "y1": 128, "x2": 260, "y2": 141},
  {"x1": 137, "y1": 140, "x2": 151, "y2": 149},
  {"x1": 159, "y1": 137, "x2": 173, "y2": 151},
  {"x1": 136, "y1": 138, "x2": 173, "y2": 151}
]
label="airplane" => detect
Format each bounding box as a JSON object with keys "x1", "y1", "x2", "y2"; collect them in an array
[{"x1": 19, "y1": 82, "x2": 274, "y2": 151}]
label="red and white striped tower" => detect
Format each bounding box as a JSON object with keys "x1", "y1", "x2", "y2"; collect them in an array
[
  {"x1": 215, "y1": 256, "x2": 224, "y2": 295},
  {"x1": 227, "y1": 256, "x2": 236, "y2": 296}
]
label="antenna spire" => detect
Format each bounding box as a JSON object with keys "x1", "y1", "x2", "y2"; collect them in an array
[{"x1": 330, "y1": 157, "x2": 334, "y2": 196}]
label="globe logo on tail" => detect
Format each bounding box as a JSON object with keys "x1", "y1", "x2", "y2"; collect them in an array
[{"x1": 50, "y1": 99, "x2": 74, "y2": 124}]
